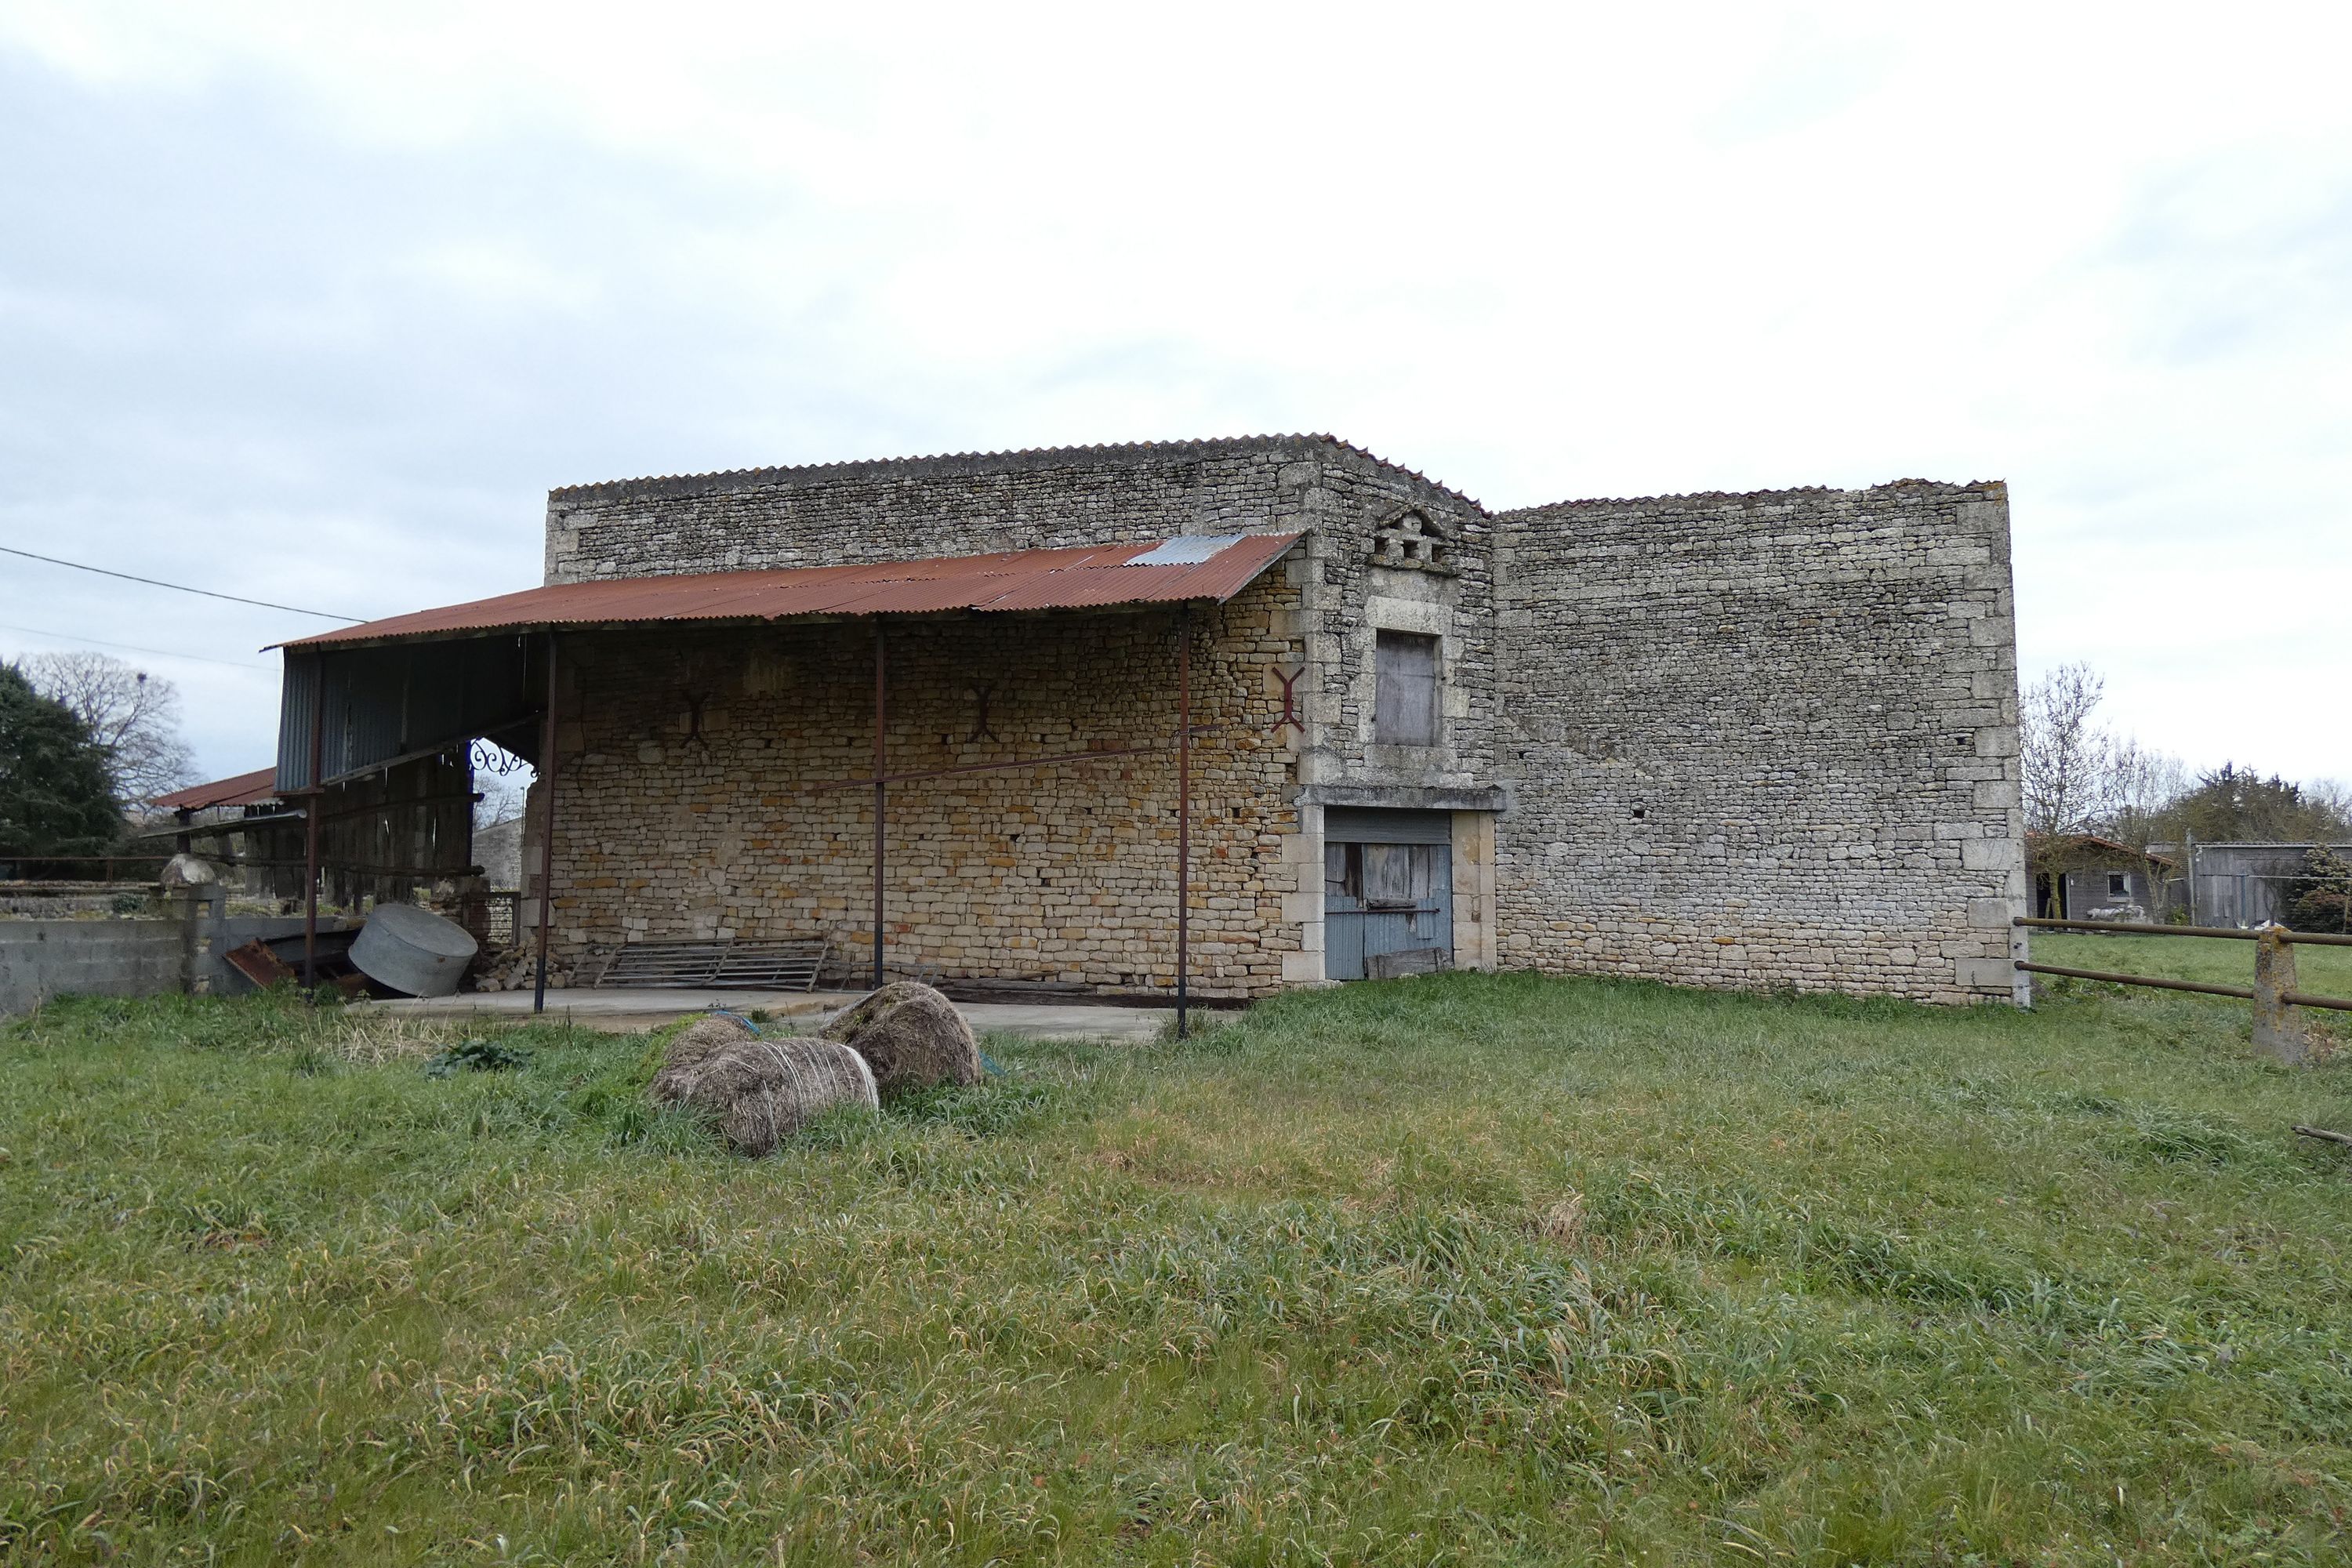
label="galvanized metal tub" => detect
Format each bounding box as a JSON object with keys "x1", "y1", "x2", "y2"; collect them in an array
[{"x1": 350, "y1": 903, "x2": 479, "y2": 998}]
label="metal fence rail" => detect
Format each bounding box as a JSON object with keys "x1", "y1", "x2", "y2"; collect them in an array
[
  {"x1": 2014, "y1": 915, "x2": 2352, "y2": 947},
  {"x1": 2014, "y1": 916, "x2": 2352, "y2": 1062}
]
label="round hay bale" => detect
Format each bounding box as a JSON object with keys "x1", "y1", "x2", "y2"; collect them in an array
[
  {"x1": 648, "y1": 1030, "x2": 879, "y2": 1156},
  {"x1": 666, "y1": 1012, "x2": 757, "y2": 1074},
  {"x1": 817, "y1": 981, "x2": 936, "y2": 1044},
  {"x1": 822, "y1": 981, "x2": 982, "y2": 1094}
]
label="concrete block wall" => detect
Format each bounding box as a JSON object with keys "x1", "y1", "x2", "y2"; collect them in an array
[
  {"x1": 0, "y1": 919, "x2": 189, "y2": 1014},
  {"x1": 1491, "y1": 480, "x2": 2028, "y2": 1004},
  {"x1": 0, "y1": 908, "x2": 350, "y2": 1014}
]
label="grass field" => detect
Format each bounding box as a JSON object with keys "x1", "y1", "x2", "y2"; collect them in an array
[
  {"x1": 5, "y1": 972, "x2": 2352, "y2": 1565},
  {"x1": 2032, "y1": 930, "x2": 2352, "y2": 998}
]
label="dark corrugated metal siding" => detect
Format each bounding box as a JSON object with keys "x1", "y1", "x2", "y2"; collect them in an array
[
  {"x1": 274, "y1": 652, "x2": 321, "y2": 794},
  {"x1": 277, "y1": 637, "x2": 535, "y2": 793}
]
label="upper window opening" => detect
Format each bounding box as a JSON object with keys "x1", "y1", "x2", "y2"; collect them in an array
[{"x1": 1375, "y1": 630, "x2": 1441, "y2": 746}]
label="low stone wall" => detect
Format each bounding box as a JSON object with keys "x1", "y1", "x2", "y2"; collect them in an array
[{"x1": 0, "y1": 883, "x2": 160, "y2": 919}]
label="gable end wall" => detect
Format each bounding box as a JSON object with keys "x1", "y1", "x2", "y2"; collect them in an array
[{"x1": 1493, "y1": 481, "x2": 2028, "y2": 1004}]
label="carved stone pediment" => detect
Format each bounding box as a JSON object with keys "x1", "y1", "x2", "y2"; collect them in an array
[{"x1": 1370, "y1": 508, "x2": 1454, "y2": 573}]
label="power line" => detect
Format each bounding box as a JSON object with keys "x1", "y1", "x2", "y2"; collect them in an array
[
  {"x1": 0, "y1": 544, "x2": 365, "y2": 622},
  {"x1": 0, "y1": 620, "x2": 274, "y2": 670}
]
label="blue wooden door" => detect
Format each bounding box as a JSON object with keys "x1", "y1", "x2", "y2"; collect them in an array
[{"x1": 1326, "y1": 839, "x2": 1453, "y2": 980}]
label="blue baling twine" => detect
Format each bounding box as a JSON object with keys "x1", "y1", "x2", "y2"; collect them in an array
[{"x1": 710, "y1": 1002, "x2": 1006, "y2": 1076}]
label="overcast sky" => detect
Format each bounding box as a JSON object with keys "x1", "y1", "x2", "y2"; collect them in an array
[{"x1": 2, "y1": 2, "x2": 2347, "y2": 789}]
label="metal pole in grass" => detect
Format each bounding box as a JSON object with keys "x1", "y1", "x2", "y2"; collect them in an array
[
  {"x1": 532, "y1": 630, "x2": 560, "y2": 1015},
  {"x1": 1175, "y1": 602, "x2": 1191, "y2": 1041},
  {"x1": 873, "y1": 619, "x2": 887, "y2": 993},
  {"x1": 302, "y1": 660, "x2": 324, "y2": 986}
]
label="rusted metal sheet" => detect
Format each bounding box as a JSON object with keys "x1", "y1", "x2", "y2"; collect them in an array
[
  {"x1": 151, "y1": 769, "x2": 281, "y2": 812},
  {"x1": 223, "y1": 938, "x2": 298, "y2": 989},
  {"x1": 277, "y1": 533, "x2": 1303, "y2": 650}
]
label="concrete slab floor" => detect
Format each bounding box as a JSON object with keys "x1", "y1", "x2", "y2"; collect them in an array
[{"x1": 354, "y1": 987, "x2": 1174, "y2": 1044}]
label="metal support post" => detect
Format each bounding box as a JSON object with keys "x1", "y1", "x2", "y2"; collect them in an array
[
  {"x1": 1176, "y1": 604, "x2": 1191, "y2": 1040},
  {"x1": 302, "y1": 670, "x2": 324, "y2": 986},
  {"x1": 532, "y1": 630, "x2": 561, "y2": 1014},
  {"x1": 873, "y1": 621, "x2": 887, "y2": 992}
]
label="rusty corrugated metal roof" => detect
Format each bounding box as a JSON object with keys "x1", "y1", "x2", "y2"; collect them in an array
[
  {"x1": 279, "y1": 533, "x2": 1302, "y2": 649},
  {"x1": 151, "y1": 768, "x2": 280, "y2": 811}
]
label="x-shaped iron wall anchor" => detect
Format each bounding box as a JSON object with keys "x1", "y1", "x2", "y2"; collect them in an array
[
  {"x1": 677, "y1": 688, "x2": 711, "y2": 749},
  {"x1": 967, "y1": 684, "x2": 998, "y2": 742},
  {"x1": 1270, "y1": 666, "x2": 1305, "y2": 738}
]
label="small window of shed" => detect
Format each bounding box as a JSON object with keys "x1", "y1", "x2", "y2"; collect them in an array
[{"x1": 1374, "y1": 630, "x2": 1440, "y2": 746}]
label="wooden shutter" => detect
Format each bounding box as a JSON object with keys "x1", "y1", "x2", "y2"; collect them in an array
[{"x1": 1374, "y1": 631, "x2": 1440, "y2": 745}]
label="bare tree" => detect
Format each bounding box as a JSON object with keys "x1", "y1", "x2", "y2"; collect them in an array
[
  {"x1": 470, "y1": 740, "x2": 532, "y2": 830},
  {"x1": 2106, "y1": 735, "x2": 2192, "y2": 844},
  {"x1": 2307, "y1": 779, "x2": 2352, "y2": 833},
  {"x1": 20, "y1": 651, "x2": 198, "y2": 805},
  {"x1": 2020, "y1": 662, "x2": 2114, "y2": 838}
]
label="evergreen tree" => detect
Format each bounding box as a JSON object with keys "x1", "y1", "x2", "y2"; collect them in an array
[
  {"x1": 0, "y1": 662, "x2": 123, "y2": 857},
  {"x1": 2282, "y1": 847, "x2": 2352, "y2": 935},
  {"x1": 2173, "y1": 763, "x2": 2352, "y2": 844}
]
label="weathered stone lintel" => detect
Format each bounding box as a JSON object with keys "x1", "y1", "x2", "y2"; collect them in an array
[{"x1": 1298, "y1": 782, "x2": 1508, "y2": 813}]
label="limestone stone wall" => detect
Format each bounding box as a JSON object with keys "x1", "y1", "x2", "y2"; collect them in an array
[
  {"x1": 539, "y1": 435, "x2": 1494, "y2": 993},
  {"x1": 1232, "y1": 446, "x2": 1498, "y2": 983},
  {"x1": 521, "y1": 576, "x2": 1299, "y2": 996},
  {"x1": 550, "y1": 438, "x2": 1309, "y2": 581},
  {"x1": 1269, "y1": 456, "x2": 1494, "y2": 794},
  {"x1": 541, "y1": 437, "x2": 1492, "y2": 800},
  {"x1": 528, "y1": 437, "x2": 2028, "y2": 1004},
  {"x1": 1491, "y1": 481, "x2": 2028, "y2": 1004}
]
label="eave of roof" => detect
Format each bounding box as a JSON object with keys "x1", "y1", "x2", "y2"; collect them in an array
[
  {"x1": 277, "y1": 532, "x2": 1303, "y2": 651},
  {"x1": 2027, "y1": 831, "x2": 2178, "y2": 866},
  {"x1": 151, "y1": 767, "x2": 280, "y2": 811}
]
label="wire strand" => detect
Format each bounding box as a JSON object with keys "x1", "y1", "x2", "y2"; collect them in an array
[
  {"x1": 0, "y1": 620, "x2": 273, "y2": 670},
  {"x1": 0, "y1": 544, "x2": 364, "y2": 622}
]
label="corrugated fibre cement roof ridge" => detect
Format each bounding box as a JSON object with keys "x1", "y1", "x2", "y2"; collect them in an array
[
  {"x1": 544, "y1": 433, "x2": 1486, "y2": 514},
  {"x1": 278, "y1": 532, "x2": 1303, "y2": 650}
]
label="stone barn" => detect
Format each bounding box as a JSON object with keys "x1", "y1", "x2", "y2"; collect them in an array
[{"x1": 275, "y1": 435, "x2": 2028, "y2": 1006}]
